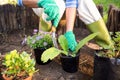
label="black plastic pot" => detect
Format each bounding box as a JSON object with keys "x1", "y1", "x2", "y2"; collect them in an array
[
  {"x1": 60, "y1": 53, "x2": 80, "y2": 73},
  {"x1": 93, "y1": 50, "x2": 120, "y2": 80},
  {"x1": 34, "y1": 48, "x2": 51, "y2": 65}
]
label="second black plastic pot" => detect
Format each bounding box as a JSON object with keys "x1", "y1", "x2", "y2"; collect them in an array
[
  {"x1": 34, "y1": 48, "x2": 51, "y2": 65},
  {"x1": 60, "y1": 53, "x2": 80, "y2": 73},
  {"x1": 93, "y1": 50, "x2": 120, "y2": 80}
]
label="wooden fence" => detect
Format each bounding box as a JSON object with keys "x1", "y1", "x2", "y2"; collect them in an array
[
  {"x1": 107, "y1": 5, "x2": 120, "y2": 32},
  {"x1": 0, "y1": 4, "x2": 120, "y2": 43},
  {"x1": 0, "y1": 4, "x2": 39, "y2": 34}
]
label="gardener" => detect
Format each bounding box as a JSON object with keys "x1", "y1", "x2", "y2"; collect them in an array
[
  {"x1": 64, "y1": 0, "x2": 114, "y2": 51},
  {"x1": 1, "y1": 0, "x2": 113, "y2": 51}
]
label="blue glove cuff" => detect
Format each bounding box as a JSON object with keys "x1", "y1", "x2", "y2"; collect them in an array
[
  {"x1": 64, "y1": 31, "x2": 73, "y2": 36},
  {"x1": 18, "y1": 0, "x2": 23, "y2": 6}
]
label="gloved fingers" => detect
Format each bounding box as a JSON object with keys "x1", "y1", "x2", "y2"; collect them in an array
[
  {"x1": 69, "y1": 40, "x2": 77, "y2": 51},
  {"x1": 52, "y1": 14, "x2": 60, "y2": 27},
  {"x1": 45, "y1": 7, "x2": 59, "y2": 22},
  {"x1": 46, "y1": 11, "x2": 56, "y2": 21},
  {"x1": 38, "y1": 0, "x2": 63, "y2": 28},
  {"x1": 44, "y1": 7, "x2": 55, "y2": 21},
  {"x1": 64, "y1": 31, "x2": 77, "y2": 51}
]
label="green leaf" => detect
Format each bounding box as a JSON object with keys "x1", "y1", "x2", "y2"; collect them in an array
[
  {"x1": 58, "y1": 35, "x2": 69, "y2": 52},
  {"x1": 41, "y1": 47, "x2": 68, "y2": 63},
  {"x1": 73, "y1": 32, "x2": 98, "y2": 54}
]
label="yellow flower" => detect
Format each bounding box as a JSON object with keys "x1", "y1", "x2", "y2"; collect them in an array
[{"x1": 10, "y1": 50, "x2": 19, "y2": 58}]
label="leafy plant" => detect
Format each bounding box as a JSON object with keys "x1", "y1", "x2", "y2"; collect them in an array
[
  {"x1": 27, "y1": 32, "x2": 53, "y2": 49},
  {"x1": 41, "y1": 32, "x2": 98, "y2": 63},
  {"x1": 112, "y1": 32, "x2": 120, "y2": 51},
  {"x1": 97, "y1": 32, "x2": 120, "y2": 58},
  {"x1": 2, "y1": 50, "x2": 38, "y2": 79}
]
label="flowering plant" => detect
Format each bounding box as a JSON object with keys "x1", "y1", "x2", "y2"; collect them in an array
[
  {"x1": 26, "y1": 31, "x2": 53, "y2": 49},
  {"x1": 2, "y1": 50, "x2": 38, "y2": 79}
]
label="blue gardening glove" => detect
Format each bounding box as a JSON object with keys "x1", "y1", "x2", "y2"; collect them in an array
[
  {"x1": 64, "y1": 31, "x2": 77, "y2": 51},
  {"x1": 38, "y1": 0, "x2": 60, "y2": 27}
]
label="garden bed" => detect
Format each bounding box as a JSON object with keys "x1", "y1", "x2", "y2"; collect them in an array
[{"x1": 0, "y1": 27, "x2": 99, "y2": 80}]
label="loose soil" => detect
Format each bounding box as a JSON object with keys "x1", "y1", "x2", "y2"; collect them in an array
[{"x1": 0, "y1": 27, "x2": 100, "y2": 80}]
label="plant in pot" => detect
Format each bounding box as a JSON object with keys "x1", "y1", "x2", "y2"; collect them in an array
[
  {"x1": 26, "y1": 31, "x2": 54, "y2": 65},
  {"x1": 41, "y1": 32, "x2": 98, "y2": 73},
  {"x1": 1, "y1": 50, "x2": 38, "y2": 80},
  {"x1": 93, "y1": 32, "x2": 120, "y2": 80}
]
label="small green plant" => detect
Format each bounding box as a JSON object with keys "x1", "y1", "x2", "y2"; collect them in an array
[
  {"x1": 27, "y1": 32, "x2": 53, "y2": 49},
  {"x1": 2, "y1": 50, "x2": 38, "y2": 79},
  {"x1": 112, "y1": 32, "x2": 120, "y2": 51},
  {"x1": 41, "y1": 32, "x2": 98, "y2": 63},
  {"x1": 97, "y1": 32, "x2": 120, "y2": 58}
]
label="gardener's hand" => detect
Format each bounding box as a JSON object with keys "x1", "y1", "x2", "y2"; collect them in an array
[
  {"x1": 64, "y1": 31, "x2": 77, "y2": 51},
  {"x1": 38, "y1": 0, "x2": 60, "y2": 27}
]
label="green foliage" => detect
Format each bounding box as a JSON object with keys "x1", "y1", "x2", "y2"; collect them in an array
[
  {"x1": 73, "y1": 32, "x2": 98, "y2": 55},
  {"x1": 98, "y1": 32, "x2": 120, "y2": 58},
  {"x1": 2, "y1": 50, "x2": 38, "y2": 78},
  {"x1": 97, "y1": 49, "x2": 115, "y2": 58},
  {"x1": 94, "y1": 0, "x2": 120, "y2": 12},
  {"x1": 41, "y1": 47, "x2": 68, "y2": 63},
  {"x1": 58, "y1": 35, "x2": 69, "y2": 52},
  {"x1": 112, "y1": 32, "x2": 120, "y2": 51},
  {"x1": 41, "y1": 33, "x2": 98, "y2": 62},
  {"x1": 103, "y1": 13, "x2": 108, "y2": 23},
  {"x1": 27, "y1": 32, "x2": 53, "y2": 49}
]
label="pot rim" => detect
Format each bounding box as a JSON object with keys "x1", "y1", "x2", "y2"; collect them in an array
[
  {"x1": 95, "y1": 49, "x2": 120, "y2": 65},
  {"x1": 95, "y1": 49, "x2": 119, "y2": 59},
  {"x1": 2, "y1": 74, "x2": 32, "y2": 80},
  {"x1": 60, "y1": 52, "x2": 80, "y2": 58}
]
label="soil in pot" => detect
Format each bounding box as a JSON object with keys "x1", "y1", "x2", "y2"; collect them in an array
[
  {"x1": 93, "y1": 50, "x2": 120, "y2": 80},
  {"x1": 34, "y1": 48, "x2": 51, "y2": 65},
  {"x1": 60, "y1": 53, "x2": 80, "y2": 73}
]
